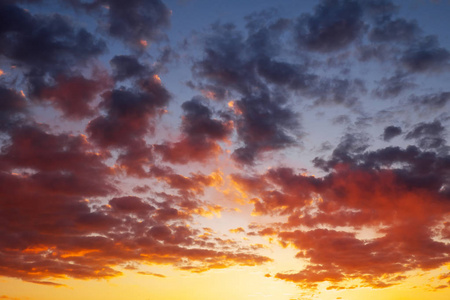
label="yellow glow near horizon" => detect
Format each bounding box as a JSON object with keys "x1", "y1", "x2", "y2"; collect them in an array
[{"x1": 2, "y1": 265, "x2": 450, "y2": 300}]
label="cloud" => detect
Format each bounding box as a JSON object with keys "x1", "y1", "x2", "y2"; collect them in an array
[
  {"x1": 104, "y1": 0, "x2": 170, "y2": 45},
  {"x1": 66, "y1": 0, "x2": 171, "y2": 47},
  {"x1": 116, "y1": 140, "x2": 154, "y2": 177},
  {"x1": 382, "y1": 125, "x2": 402, "y2": 141},
  {"x1": 294, "y1": 0, "x2": 365, "y2": 52},
  {"x1": 0, "y1": 117, "x2": 268, "y2": 282},
  {"x1": 0, "y1": 125, "x2": 114, "y2": 183},
  {"x1": 401, "y1": 35, "x2": 450, "y2": 73},
  {"x1": 191, "y1": 20, "x2": 304, "y2": 164},
  {"x1": 232, "y1": 139, "x2": 450, "y2": 289},
  {"x1": 405, "y1": 120, "x2": 444, "y2": 139},
  {"x1": 311, "y1": 78, "x2": 366, "y2": 107},
  {"x1": 410, "y1": 92, "x2": 450, "y2": 110},
  {"x1": 155, "y1": 97, "x2": 232, "y2": 164},
  {"x1": 27, "y1": 280, "x2": 66, "y2": 287},
  {"x1": 369, "y1": 17, "x2": 420, "y2": 43},
  {"x1": 149, "y1": 166, "x2": 223, "y2": 200},
  {"x1": 373, "y1": 73, "x2": 415, "y2": 99},
  {"x1": 109, "y1": 196, "x2": 154, "y2": 215},
  {"x1": 137, "y1": 271, "x2": 166, "y2": 278},
  {"x1": 0, "y1": 170, "x2": 269, "y2": 281},
  {"x1": 190, "y1": 0, "x2": 450, "y2": 164},
  {"x1": 0, "y1": 85, "x2": 27, "y2": 131},
  {"x1": 230, "y1": 227, "x2": 245, "y2": 234},
  {"x1": 232, "y1": 93, "x2": 300, "y2": 165},
  {"x1": 1, "y1": 0, "x2": 449, "y2": 294},
  {"x1": 0, "y1": 1, "x2": 116, "y2": 125},
  {"x1": 0, "y1": 2, "x2": 106, "y2": 100},
  {"x1": 110, "y1": 55, "x2": 149, "y2": 81},
  {"x1": 0, "y1": 3, "x2": 106, "y2": 68},
  {"x1": 38, "y1": 70, "x2": 112, "y2": 119},
  {"x1": 405, "y1": 120, "x2": 447, "y2": 150},
  {"x1": 87, "y1": 76, "x2": 170, "y2": 148}
]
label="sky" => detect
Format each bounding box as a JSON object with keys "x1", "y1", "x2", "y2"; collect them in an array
[{"x1": 0, "y1": 0, "x2": 450, "y2": 299}]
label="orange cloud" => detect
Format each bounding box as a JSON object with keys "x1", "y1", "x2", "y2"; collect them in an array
[
  {"x1": 230, "y1": 227, "x2": 245, "y2": 234},
  {"x1": 137, "y1": 271, "x2": 166, "y2": 278},
  {"x1": 234, "y1": 154, "x2": 450, "y2": 290},
  {"x1": 0, "y1": 125, "x2": 270, "y2": 284}
]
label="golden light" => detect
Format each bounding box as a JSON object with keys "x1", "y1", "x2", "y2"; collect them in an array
[
  {"x1": 201, "y1": 89, "x2": 217, "y2": 100},
  {"x1": 153, "y1": 74, "x2": 162, "y2": 84}
]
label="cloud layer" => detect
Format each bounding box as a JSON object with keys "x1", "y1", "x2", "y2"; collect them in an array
[{"x1": 0, "y1": 0, "x2": 449, "y2": 294}]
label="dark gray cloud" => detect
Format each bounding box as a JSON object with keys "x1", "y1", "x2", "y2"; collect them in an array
[
  {"x1": 0, "y1": 85, "x2": 27, "y2": 131},
  {"x1": 180, "y1": 97, "x2": 231, "y2": 140},
  {"x1": 383, "y1": 125, "x2": 402, "y2": 141},
  {"x1": 313, "y1": 132, "x2": 369, "y2": 171},
  {"x1": 190, "y1": 0, "x2": 450, "y2": 167},
  {"x1": 256, "y1": 57, "x2": 317, "y2": 91},
  {"x1": 232, "y1": 93, "x2": 299, "y2": 165},
  {"x1": 155, "y1": 97, "x2": 232, "y2": 164},
  {"x1": 104, "y1": 0, "x2": 170, "y2": 45},
  {"x1": 363, "y1": 0, "x2": 399, "y2": 18},
  {"x1": 405, "y1": 120, "x2": 447, "y2": 150},
  {"x1": 312, "y1": 78, "x2": 366, "y2": 107},
  {"x1": 332, "y1": 115, "x2": 351, "y2": 125},
  {"x1": 294, "y1": 0, "x2": 365, "y2": 52},
  {"x1": 373, "y1": 73, "x2": 415, "y2": 99},
  {"x1": 192, "y1": 22, "x2": 302, "y2": 165},
  {"x1": 0, "y1": 2, "x2": 108, "y2": 119},
  {"x1": 401, "y1": 35, "x2": 450, "y2": 73},
  {"x1": 410, "y1": 92, "x2": 450, "y2": 109},
  {"x1": 313, "y1": 132, "x2": 449, "y2": 182},
  {"x1": 405, "y1": 120, "x2": 444, "y2": 140},
  {"x1": 87, "y1": 79, "x2": 170, "y2": 148},
  {"x1": 0, "y1": 3, "x2": 106, "y2": 71},
  {"x1": 192, "y1": 22, "x2": 253, "y2": 96},
  {"x1": 110, "y1": 55, "x2": 149, "y2": 81},
  {"x1": 66, "y1": 0, "x2": 171, "y2": 46},
  {"x1": 369, "y1": 17, "x2": 420, "y2": 43}
]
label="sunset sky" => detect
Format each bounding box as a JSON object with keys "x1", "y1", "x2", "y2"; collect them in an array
[{"x1": 1, "y1": 0, "x2": 450, "y2": 299}]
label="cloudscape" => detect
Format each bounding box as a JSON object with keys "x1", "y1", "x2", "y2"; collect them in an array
[{"x1": 0, "y1": 0, "x2": 450, "y2": 299}]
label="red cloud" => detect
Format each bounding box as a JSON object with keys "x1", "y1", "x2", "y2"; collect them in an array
[
  {"x1": 39, "y1": 71, "x2": 112, "y2": 119},
  {"x1": 155, "y1": 137, "x2": 223, "y2": 164},
  {"x1": 233, "y1": 159, "x2": 450, "y2": 289},
  {"x1": 0, "y1": 123, "x2": 269, "y2": 284}
]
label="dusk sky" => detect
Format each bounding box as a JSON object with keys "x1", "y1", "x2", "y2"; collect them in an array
[{"x1": 1, "y1": 0, "x2": 450, "y2": 299}]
